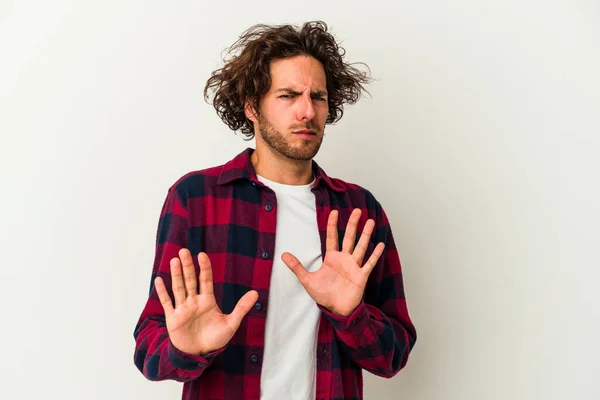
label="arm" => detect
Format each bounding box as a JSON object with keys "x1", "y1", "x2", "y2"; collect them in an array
[
  {"x1": 321, "y1": 202, "x2": 417, "y2": 377},
  {"x1": 132, "y1": 187, "x2": 222, "y2": 382}
]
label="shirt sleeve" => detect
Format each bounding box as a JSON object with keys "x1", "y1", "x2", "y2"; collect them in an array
[
  {"x1": 132, "y1": 186, "x2": 223, "y2": 382},
  {"x1": 320, "y1": 199, "x2": 417, "y2": 377}
]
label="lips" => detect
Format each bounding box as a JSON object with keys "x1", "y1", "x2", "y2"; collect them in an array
[{"x1": 293, "y1": 130, "x2": 316, "y2": 135}]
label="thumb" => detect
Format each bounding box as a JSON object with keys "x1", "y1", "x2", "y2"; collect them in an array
[
  {"x1": 281, "y1": 252, "x2": 310, "y2": 285},
  {"x1": 226, "y1": 290, "x2": 259, "y2": 331}
]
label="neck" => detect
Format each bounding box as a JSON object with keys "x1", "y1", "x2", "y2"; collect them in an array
[{"x1": 250, "y1": 146, "x2": 314, "y2": 186}]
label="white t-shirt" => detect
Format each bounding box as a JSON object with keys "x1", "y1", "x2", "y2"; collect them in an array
[{"x1": 257, "y1": 174, "x2": 322, "y2": 400}]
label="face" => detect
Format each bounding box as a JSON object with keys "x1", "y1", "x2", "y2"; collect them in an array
[{"x1": 248, "y1": 55, "x2": 329, "y2": 161}]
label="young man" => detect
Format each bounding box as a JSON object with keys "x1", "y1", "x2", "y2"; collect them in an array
[{"x1": 133, "y1": 21, "x2": 417, "y2": 400}]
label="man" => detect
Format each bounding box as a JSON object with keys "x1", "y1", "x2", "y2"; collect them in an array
[{"x1": 133, "y1": 21, "x2": 417, "y2": 400}]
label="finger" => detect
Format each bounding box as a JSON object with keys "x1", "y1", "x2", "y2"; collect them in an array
[
  {"x1": 342, "y1": 208, "x2": 362, "y2": 253},
  {"x1": 362, "y1": 242, "x2": 386, "y2": 277},
  {"x1": 180, "y1": 248, "x2": 198, "y2": 296},
  {"x1": 226, "y1": 290, "x2": 259, "y2": 331},
  {"x1": 281, "y1": 252, "x2": 310, "y2": 286},
  {"x1": 154, "y1": 277, "x2": 174, "y2": 316},
  {"x1": 326, "y1": 210, "x2": 339, "y2": 252},
  {"x1": 352, "y1": 218, "x2": 375, "y2": 264},
  {"x1": 197, "y1": 252, "x2": 214, "y2": 295},
  {"x1": 170, "y1": 256, "x2": 186, "y2": 307}
]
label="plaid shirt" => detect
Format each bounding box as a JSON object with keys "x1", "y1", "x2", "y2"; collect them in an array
[{"x1": 133, "y1": 148, "x2": 417, "y2": 400}]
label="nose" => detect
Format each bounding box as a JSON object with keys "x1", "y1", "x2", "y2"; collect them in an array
[{"x1": 297, "y1": 93, "x2": 316, "y2": 121}]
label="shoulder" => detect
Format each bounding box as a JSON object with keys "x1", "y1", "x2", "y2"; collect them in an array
[
  {"x1": 166, "y1": 163, "x2": 226, "y2": 205},
  {"x1": 326, "y1": 176, "x2": 385, "y2": 218}
]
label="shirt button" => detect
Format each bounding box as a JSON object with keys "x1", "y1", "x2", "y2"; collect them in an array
[
  {"x1": 265, "y1": 204, "x2": 273, "y2": 212},
  {"x1": 261, "y1": 252, "x2": 270, "y2": 259},
  {"x1": 254, "y1": 302, "x2": 263, "y2": 311},
  {"x1": 250, "y1": 354, "x2": 259, "y2": 363},
  {"x1": 349, "y1": 320, "x2": 356, "y2": 328}
]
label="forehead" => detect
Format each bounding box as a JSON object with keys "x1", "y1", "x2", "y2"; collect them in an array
[{"x1": 268, "y1": 55, "x2": 327, "y2": 91}]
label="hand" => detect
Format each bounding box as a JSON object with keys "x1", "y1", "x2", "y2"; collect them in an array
[
  {"x1": 281, "y1": 208, "x2": 385, "y2": 317},
  {"x1": 154, "y1": 249, "x2": 258, "y2": 356}
]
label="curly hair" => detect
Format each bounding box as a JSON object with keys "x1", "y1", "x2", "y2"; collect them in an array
[{"x1": 203, "y1": 21, "x2": 372, "y2": 140}]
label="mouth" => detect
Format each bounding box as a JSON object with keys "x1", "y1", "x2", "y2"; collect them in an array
[{"x1": 293, "y1": 129, "x2": 317, "y2": 136}]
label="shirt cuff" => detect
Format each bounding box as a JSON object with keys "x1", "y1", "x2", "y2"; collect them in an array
[
  {"x1": 320, "y1": 300, "x2": 370, "y2": 332},
  {"x1": 167, "y1": 339, "x2": 225, "y2": 370}
]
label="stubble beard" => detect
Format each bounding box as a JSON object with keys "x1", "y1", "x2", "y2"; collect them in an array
[{"x1": 257, "y1": 115, "x2": 324, "y2": 161}]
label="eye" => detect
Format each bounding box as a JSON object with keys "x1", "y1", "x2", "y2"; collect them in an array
[{"x1": 279, "y1": 95, "x2": 293, "y2": 99}]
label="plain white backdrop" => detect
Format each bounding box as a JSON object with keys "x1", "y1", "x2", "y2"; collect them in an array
[{"x1": 1, "y1": 1, "x2": 599, "y2": 399}]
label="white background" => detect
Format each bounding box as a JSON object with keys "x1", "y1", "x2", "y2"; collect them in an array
[{"x1": 1, "y1": 1, "x2": 599, "y2": 399}]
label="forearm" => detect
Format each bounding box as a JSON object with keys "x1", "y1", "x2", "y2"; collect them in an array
[
  {"x1": 325, "y1": 198, "x2": 417, "y2": 376},
  {"x1": 133, "y1": 186, "x2": 214, "y2": 381},
  {"x1": 321, "y1": 300, "x2": 416, "y2": 377}
]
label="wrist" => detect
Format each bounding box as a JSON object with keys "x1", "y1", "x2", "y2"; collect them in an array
[
  {"x1": 168, "y1": 339, "x2": 210, "y2": 369},
  {"x1": 320, "y1": 300, "x2": 369, "y2": 330},
  {"x1": 326, "y1": 305, "x2": 356, "y2": 318},
  {"x1": 325, "y1": 298, "x2": 362, "y2": 318}
]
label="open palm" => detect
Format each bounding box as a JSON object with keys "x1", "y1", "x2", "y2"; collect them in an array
[
  {"x1": 281, "y1": 208, "x2": 385, "y2": 317},
  {"x1": 154, "y1": 249, "x2": 258, "y2": 356}
]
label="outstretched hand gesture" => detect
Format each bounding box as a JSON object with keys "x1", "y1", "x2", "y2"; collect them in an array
[
  {"x1": 281, "y1": 209, "x2": 385, "y2": 317},
  {"x1": 154, "y1": 249, "x2": 258, "y2": 355}
]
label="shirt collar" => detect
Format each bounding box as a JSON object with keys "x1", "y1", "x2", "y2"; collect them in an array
[{"x1": 217, "y1": 147, "x2": 346, "y2": 193}]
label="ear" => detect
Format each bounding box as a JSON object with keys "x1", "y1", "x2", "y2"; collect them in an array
[{"x1": 244, "y1": 100, "x2": 258, "y2": 123}]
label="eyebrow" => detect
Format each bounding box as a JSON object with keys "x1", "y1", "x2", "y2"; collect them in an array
[{"x1": 274, "y1": 88, "x2": 328, "y2": 97}]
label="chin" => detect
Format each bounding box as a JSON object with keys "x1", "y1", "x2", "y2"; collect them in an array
[{"x1": 285, "y1": 146, "x2": 321, "y2": 161}]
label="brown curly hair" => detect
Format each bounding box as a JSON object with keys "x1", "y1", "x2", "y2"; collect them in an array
[{"x1": 203, "y1": 21, "x2": 372, "y2": 140}]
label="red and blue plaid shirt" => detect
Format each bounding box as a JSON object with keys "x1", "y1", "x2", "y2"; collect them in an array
[{"x1": 133, "y1": 148, "x2": 417, "y2": 399}]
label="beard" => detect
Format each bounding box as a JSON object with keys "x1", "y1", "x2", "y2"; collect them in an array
[{"x1": 257, "y1": 114, "x2": 324, "y2": 161}]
